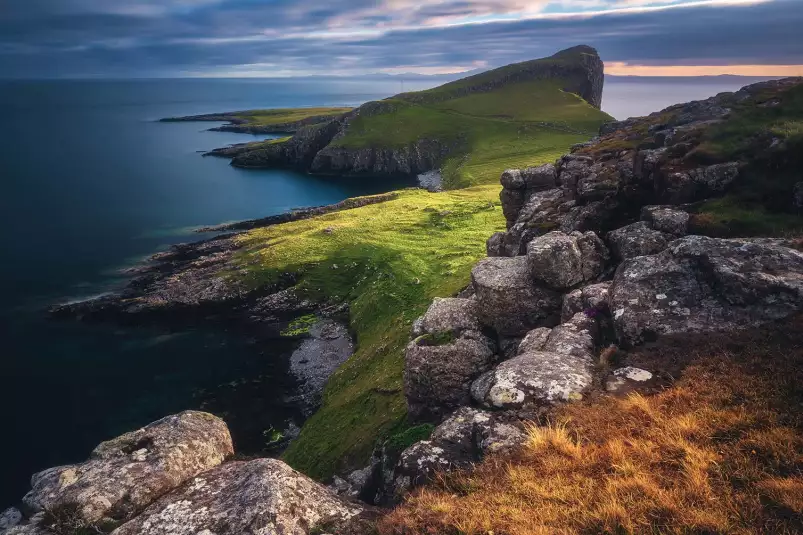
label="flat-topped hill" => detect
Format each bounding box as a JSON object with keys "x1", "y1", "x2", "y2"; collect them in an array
[{"x1": 189, "y1": 45, "x2": 612, "y2": 189}]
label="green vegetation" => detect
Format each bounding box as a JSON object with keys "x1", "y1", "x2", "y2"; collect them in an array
[
  {"x1": 280, "y1": 314, "x2": 318, "y2": 337},
  {"x1": 384, "y1": 424, "x2": 436, "y2": 459},
  {"x1": 227, "y1": 187, "x2": 505, "y2": 479},
  {"x1": 332, "y1": 79, "x2": 610, "y2": 189},
  {"x1": 690, "y1": 196, "x2": 803, "y2": 238},
  {"x1": 228, "y1": 107, "x2": 351, "y2": 127}
]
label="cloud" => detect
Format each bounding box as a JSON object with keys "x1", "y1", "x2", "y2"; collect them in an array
[{"x1": 0, "y1": 0, "x2": 800, "y2": 77}]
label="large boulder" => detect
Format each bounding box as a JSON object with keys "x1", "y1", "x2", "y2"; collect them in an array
[
  {"x1": 526, "y1": 231, "x2": 609, "y2": 290},
  {"x1": 606, "y1": 222, "x2": 672, "y2": 261},
  {"x1": 404, "y1": 331, "x2": 496, "y2": 422},
  {"x1": 472, "y1": 256, "x2": 561, "y2": 335},
  {"x1": 471, "y1": 351, "x2": 594, "y2": 410},
  {"x1": 23, "y1": 411, "x2": 232, "y2": 533},
  {"x1": 641, "y1": 205, "x2": 689, "y2": 235},
  {"x1": 413, "y1": 297, "x2": 481, "y2": 336},
  {"x1": 111, "y1": 459, "x2": 362, "y2": 535},
  {"x1": 542, "y1": 312, "x2": 599, "y2": 360},
  {"x1": 611, "y1": 235, "x2": 803, "y2": 346}
]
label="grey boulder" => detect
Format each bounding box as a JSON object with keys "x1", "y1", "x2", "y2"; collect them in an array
[
  {"x1": 561, "y1": 282, "x2": 611, "y2": 322},
  {"x1": 607, "y1": 222, "x2": 672, "y2": 261},
  {"x1": 0, "y1": 508, "x2": 22, "y2": 533},
  {"x1": 111, "y1": 459, "x2": 362, "y2": 535},
  {"x1": 416, "y1": 297, "x2": 481, "y2": 335},
  {"x1": 641, "y1": 205, "x2": 690, "y2": 235},
  {"x1": 472, "y1": 256, "x2": 561, "y2": 336},
  {"x1": 526, "y1": 231, "x2": 609, "y2": 290},
  {"x1": 611, "y1": 235, "x2": 803, "y2": 346},
  {"x1": 23, "y1": 411, "x2": 233, "y2": 533}
]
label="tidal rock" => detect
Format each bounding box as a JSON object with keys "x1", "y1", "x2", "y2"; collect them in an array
[
  {"x1": 607, "y1": 222, "x2": 672, "y2": 261},
  {"x1": 526, "y1": 231, "x2": 609, "y2": 290},
  {"x1": 641, "y1": 205, "x2": 690, "y2": 235},
  {"x1": 0, "y1": 508, "x2": 22, "y2": 533},
  {"x1": 23, "y1": 411, "x2": 232, "y2": 533},
  {"x1": 111, "y1": 459, "x2": 362, "y2": 535},
  {"x1": 517, "y1": 327, "x2": 552, "y2": 355},
  {"x1": 471, "y1": 351, "x2": 593, "y2": 409},
  {"x1": 561, "y1": 282, "x2": 611, "y2": 322},
  {"x1": 404, "y1": 331, "x2": 496, "y2": 422},
  {"x1": 472, "y1": 256, "x2": 561, "y2": 335},
  {"x1": 417, "y1": 297, "x2": 481, "y2": 335},
  {"x1": 611, "y1": 235, "x2": 803, "y2": 346}
]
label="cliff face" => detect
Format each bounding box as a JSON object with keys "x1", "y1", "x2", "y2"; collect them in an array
[{"x1": 213, "y1": 45, "x2": 607, "y2": 180}]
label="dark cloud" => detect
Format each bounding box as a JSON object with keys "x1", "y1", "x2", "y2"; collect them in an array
[{"x1": 0, "y1": 0, "x2": 801, "y2": 77}]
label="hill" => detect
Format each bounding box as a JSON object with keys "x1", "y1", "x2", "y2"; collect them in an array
[{"x1": 194, "y1": 45, "x2": 612, "y2": 189}]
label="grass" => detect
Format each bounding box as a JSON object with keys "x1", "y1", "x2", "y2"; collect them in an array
[
  {"x1": 228, "y1": 107, "x2": 351, "y2": 127},
  {"x1": 690, "y1": 196, "x2": 803, "y2": 237},
  {"x1": 332, "y1": 80, "x2": 611, "y2": 189},
  {"x1": 226, "y1": 186, "x2": 509, "y2": 480},
  {"x1": 379, "y1": 320, "x2": 803, "y2": 534}
]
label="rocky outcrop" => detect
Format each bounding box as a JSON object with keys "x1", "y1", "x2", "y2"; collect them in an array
[
  {"x1": 606, "y1": 221, "x2": 672, "y2": 260},
  {"x1": 160, "y1": 111, "x2": 344, "y2": 135},
  {"x1": 8, "y1": 414, "x2": 360, "y2": 535},
  {"x1": 23, "y1": 412, "x2": 232, "y2": 533},
  {"x1": 610, "y1": 235, "x2": 803, "y2": 346},
  {"x1": 526, "y1": 231, "x2": 609, "y2": 290},
  {"x1": 310, "y1": 138, "x2": 455, "y2": 176},
  {"x1": 112, "y1": 459, "x2": 361, "y2": 535}
]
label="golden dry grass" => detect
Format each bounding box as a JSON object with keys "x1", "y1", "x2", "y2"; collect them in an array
[{"x1": 379, "y1": 321, "x2": 803, "y2": 535}]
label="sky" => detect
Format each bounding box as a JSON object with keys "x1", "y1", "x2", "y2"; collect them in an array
[{"x1": 1, "y1": 0, "x2": 802, "y2": 78}]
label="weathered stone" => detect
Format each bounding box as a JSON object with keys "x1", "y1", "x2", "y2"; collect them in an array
[
  {"x1": 606, "y1": 367, "x2": 655, "y2": 394},
  {"x1": 111, "y1": 459, "x2": 362, "y2": 535},
  {"x1": 576, "y1": 162, "x2": 621, "y2": 202},
  {"x1": 486, "y1": 232, "x2": 506, "y2": 257},
  {"x1": 404, "y1": 331, "x2": 496, "y2": 421},
  {"x1": 542, "y1": 312, "x2": 599, "y2": 360},
  {"x1": 0, "y1": 509, "x2": 22, "y2": 533},
  {"x1": 471, "y1": 351, "x2": 594, "y2": 409},
  {"x1": 559, "y1": 198, "x2": 619, "y2": 234},
  {"x1": 607, "y1": 222, "x2": 672, "y2": 261},
  {"x1": 3, "y1": 514, "x2": 51, "y2": 535},
  {"x1": 418, "y1": 297, "x2": 481, "y2": 335},
  {"x1": 521, "y1": 164, "x2": 557, "y2": 190},
  {"x1": 526, "y1": 231, "x2": 608, "y2": 290},
  {"x1": 690, "y1": 162, "x2": 740, "y2": 194},
  {"x1": 500, "y1": 188, "x2": 527, "y2": 227},
  {"x1": 611, "y1": 235, "x2": 803, "y2": 346},
  {"x1": 517, "y1": 327, "x2": 551, "y2": 355},
  {"x1": 515, "y1": 188, "x2": 571, "y2": 229},
  {"x1": 561, "y1": 282, "x2": 611, "y2": 322},
  {"x1": 472, "y1": 256, "x2": 561, "y2": 335},
  {"x1": 633, "y1": 148, "x2": 667, "y2": 186},
  {"x1": 557, "y1": 156, "x2": 592, "y2": 196},
  {"x1": 641, "y1": 205, "x2": 690, "y2": 235},
  {"x1": 23, "y1": 411, "x2": 233, "y2": 533},
  {"x1": 500, "y1": 168, "x2": 526, "y2": 190}
]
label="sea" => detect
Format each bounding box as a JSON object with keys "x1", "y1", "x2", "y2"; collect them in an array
[{"x1": 0, "y1": 75, "x2": 764, "y2": 507}]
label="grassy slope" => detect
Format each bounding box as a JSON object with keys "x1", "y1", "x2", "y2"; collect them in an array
[
  {"x1": 228, "y1": 107, "x2": 352, "y2": 127},
  {"x1": 332, "y1": 79, "x2": 611, "y2": 189},
  {"x1": 381, "y1": 320, "x2": 803, "y2": 534}
]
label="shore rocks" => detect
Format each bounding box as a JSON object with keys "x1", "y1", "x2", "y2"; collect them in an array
[
  {"x1": 526, "y1": 231, "x2": 609, "y2": 290},
  {"x1": 611, "y1": 235, "x2": 803, "y2": 346},
  {"x1": 23, "y1": 412, "x2": 232, "y2": 533},
  {"x1": 472, "y1": 257, "x2": 561, "y2": 335},
  {"x1": 111, "y1": 459, "x2": 362, "y2": 535}
]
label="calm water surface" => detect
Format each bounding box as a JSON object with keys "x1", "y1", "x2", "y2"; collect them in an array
[{"x1": 0, "y1": 76, "x2": 760, "y2": 506}]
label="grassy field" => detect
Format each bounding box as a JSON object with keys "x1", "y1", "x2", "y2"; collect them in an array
[
  {"x1": 227, "y1": 107, "x2": 352, "y2": 127},
  {"x1": 332, "y1": 80, "x2": 610, "y2": 189}
]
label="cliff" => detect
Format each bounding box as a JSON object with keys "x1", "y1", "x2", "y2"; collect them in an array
[{"x1": 200, "y1": 45, "x2": 611, "y2": 187}]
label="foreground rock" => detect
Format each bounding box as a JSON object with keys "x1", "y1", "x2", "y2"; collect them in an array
[
  {"x1": 526, "y1": 231, "x2": 609, "y2": 290},
  {"x1": 611, "y1": 235, "x2": 803, "y2": 346},
  {"x1": 23, "y1": 412, "x2": 232, "y2": 533},
  {"x1": 112, "y1": 459, "x2": 362, "y2": 535}
]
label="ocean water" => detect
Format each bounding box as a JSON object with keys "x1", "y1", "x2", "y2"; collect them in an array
[{"x1": 0, "y1": 75, "x2": 759, "y2": 507}]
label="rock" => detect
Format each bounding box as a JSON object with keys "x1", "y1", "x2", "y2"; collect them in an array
[
  {"x1": 500, "y1": 188, "x2": 528, "y2": 226},
  {"x1": 561, "y1": 282, "x2": 611, "y2": 322},
  {"x1": 23, "y1": 411, "x2": 232, "y2": 533},
  {"x1": 486, "y1": 232, "x2": 506, "y2": 257},
  {"x1": 526, "y1": 231, "x2": 608, "y2": 290},
  {"x1": 521, "y1": 164, "x2": 557, "y2": 190},
  {"x1": 559, "y1": 198, "x2": 620, "y2": 234},
  {"x1": 390, "y1": 408, "x2": 525, "y2": 499},
  {"x1": 111, "y1": 459, "x2": 362, "y2": 535},
  {"x1": 641, "y1": 205, "x2": 690, "y2": 235},
  {"x1": 690, "y1": 162, "x2": 740, "y2": 195},
  {"x1": 500, "y1": 168, "x2": 526, "y2": 190},
  {"x1": 794, "y1": 182, "x2": 803, "y2": 210},
  {"x1": 611, "y1": 235, "x2": 803, "y2": 346},
  {"x1": 576, "y1": 162, "x2": 621, "y2": 202},
  {"x1": 607, "y1": 222, "x2": 672, "y2": 261},
  {"x1": 542, "y1": 312, "x2": 599, "y2": 360},
  {"x1": 404, "y1": 331, "x2": 496, "y2": 421},
  {"x1": 517, "y1": 327, "x2": 551, "y2": 355},
  {"x1": 557, "y1": 155, "x2": 593, "y2": 195},
  {"x1": 471, "y1": 351, "x2": 594, "y2": 409},
  {"x1": 0, "y1": 508, "x2": 22, "y2": 533},
  {"x1": 472, "y1": 256, "x2": 562, "y2": 335},
  {"x1": 3, "y1": 515, "x2": 51, "y2": 535},
  {"x1": 418, "y1": 297, "x2": 481, "y2": 335},
  {"x1": 605, "y1": 367, "x2": 655, "y2": 394}
]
